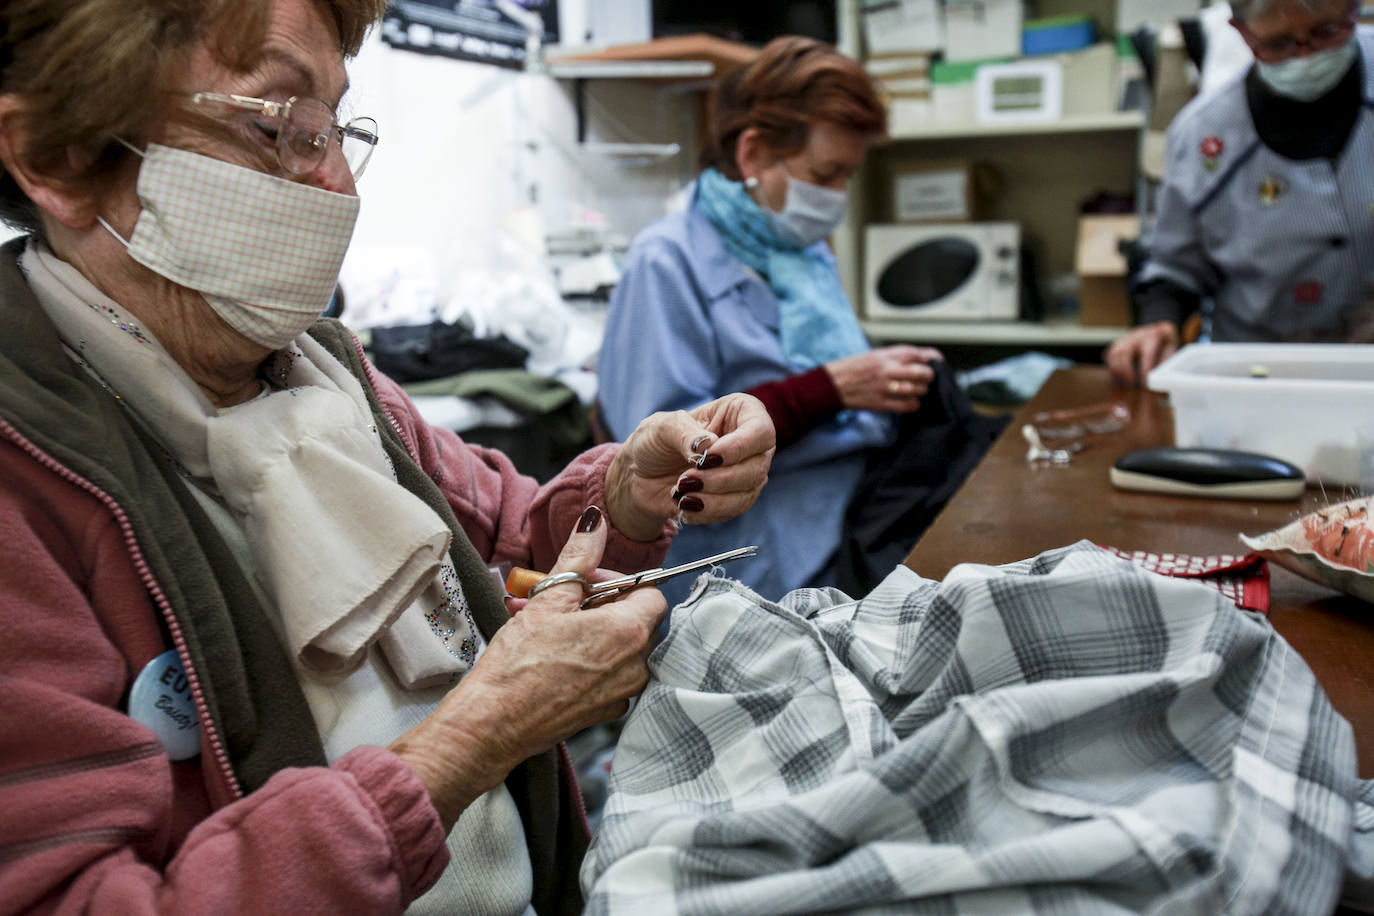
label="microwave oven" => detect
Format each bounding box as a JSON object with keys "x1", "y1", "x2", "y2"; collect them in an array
[{"x1": 863, "y1": 222, "x2": 1020, "y2": 321}]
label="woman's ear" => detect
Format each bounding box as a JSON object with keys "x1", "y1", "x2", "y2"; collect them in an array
[
  {"x1": 735, "y1": 127, "x2": 768, "y2": 183},
  {"x1": 0, "y1": 94, "x2": 103, "y2": 229}
]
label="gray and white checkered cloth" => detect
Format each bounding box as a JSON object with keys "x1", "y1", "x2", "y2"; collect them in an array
[{"x1": 582, "y1": 542, "x2": 1374, "y2": 914}]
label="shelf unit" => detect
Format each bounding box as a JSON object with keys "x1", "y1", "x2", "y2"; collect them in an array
[
  {"x1": 834, "y1": 0, "x2": 1144, "y2": 354},
  {"x1": 544, "y1": 35, "x2": 757, "y2": 147},
  {"x1": 886, "y1": 110, "x2": 1144, "y2": 142},
  {"x1": 543, "y1": 60, "x2": 713, "y2": 80},
  {"x1": 861, "y1": 319, "x2": 1126, "y2": 347}
]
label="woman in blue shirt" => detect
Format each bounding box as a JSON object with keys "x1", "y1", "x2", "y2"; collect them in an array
[{"x1": 597, "y1": 36, "x2": 943, "y2": 603}]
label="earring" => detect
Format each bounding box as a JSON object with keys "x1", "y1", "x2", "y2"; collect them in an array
[{"x1": 744, "y1": 176, "x2": 759, "y2": 190}]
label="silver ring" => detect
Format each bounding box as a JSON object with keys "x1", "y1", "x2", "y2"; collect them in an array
[{"x1": 527, "y1": 571, "x2": 588, "y2": 600}]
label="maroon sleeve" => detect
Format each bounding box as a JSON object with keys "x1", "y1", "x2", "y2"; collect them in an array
[{"x1": 745, "y1": 366, "x2": 844, "y2": 449}]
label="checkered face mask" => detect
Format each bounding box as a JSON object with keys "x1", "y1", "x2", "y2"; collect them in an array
[{"x1": 99, "y1": 142, "x2": 361, "y2": 350}]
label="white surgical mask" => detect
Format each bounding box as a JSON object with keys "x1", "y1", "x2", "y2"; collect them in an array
[
  {"x1": 763, "y1": 167, "x2": 849, "y2": 249},
  {"x1": 1256, "y1": 37, "x2": 1359, "y2": 102},
  {"x1": 99, "y1": 142, "x2": 360, "y2": 350}
]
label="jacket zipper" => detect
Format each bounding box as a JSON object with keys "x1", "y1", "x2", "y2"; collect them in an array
[
  {"x1": 0, "y1": 417, "x2": 242, "y2": 801},
  {"x1": 557, "y1": 741, "x2": 592, "y2": 839},
  {"x1": 351, "y1": 332, "x2": 414, "y2": 456}
]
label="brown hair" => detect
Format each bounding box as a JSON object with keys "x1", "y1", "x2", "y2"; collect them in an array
[
  {"x1": 0, "y1": 0, "x2": 387, "y2": 233},
  {"x1": 700, "y1": 35, "x2": 886, "y2": 181}
]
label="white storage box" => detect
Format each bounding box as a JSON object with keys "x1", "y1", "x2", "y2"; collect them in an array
[{"x1": 1147, "y1": 343, "x2": 1374, "y2": 485}]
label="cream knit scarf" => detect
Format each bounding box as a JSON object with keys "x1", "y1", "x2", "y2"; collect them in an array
[{"x1": 23, "y1": 240, "x2": 480, "y2": 688}]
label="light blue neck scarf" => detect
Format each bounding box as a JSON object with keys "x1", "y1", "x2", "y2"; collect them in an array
[{"x1": 694, "y1": 167, "x2": 869, "y2": 372}]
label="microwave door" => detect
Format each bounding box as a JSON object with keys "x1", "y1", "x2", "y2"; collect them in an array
[{"x1": 875, "y1": 238, "x2": 983, "y2": 318}]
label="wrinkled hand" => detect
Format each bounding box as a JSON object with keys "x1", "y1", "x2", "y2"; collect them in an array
[
  {"x1": 605, "y1": 393, "x2": 775, "y2": 539},
  {"x1": 824, "y1": 345, "x2": 943, "y2": 413},
  {"x1": 1104, "y1": 321, "x2": 1179, "y2": 386},
  {"x1": 390, "y1": 507, "x2": 666, "y2": 832}
]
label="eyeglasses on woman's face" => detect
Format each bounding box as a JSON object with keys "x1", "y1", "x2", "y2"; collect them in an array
[
  {"x1": 1237, "y1": 7, "x2": 1358, "y2": 62},
  {"x1": 188, "y1": 92, "x2": 378, "y2": 180}
]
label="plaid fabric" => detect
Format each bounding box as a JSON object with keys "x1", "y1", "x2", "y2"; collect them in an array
[{"x1": 582, "y1": 541, "x2": 1374, "y2": 914}]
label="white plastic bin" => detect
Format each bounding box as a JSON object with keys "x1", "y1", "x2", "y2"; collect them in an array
[{"x1": 1147, "y1": 343, "x2": 1374, "y2": 485}]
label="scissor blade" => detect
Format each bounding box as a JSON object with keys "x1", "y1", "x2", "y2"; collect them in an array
[
  {"x1": 585, "y1": 545, "x2": 759, "y2": 599},
  {"x1": 634, "y1": 545, "x2": 760, "y2": 588}
]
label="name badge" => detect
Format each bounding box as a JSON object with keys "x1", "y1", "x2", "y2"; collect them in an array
[{"x1": 129, "y1": 649, "x2": 201, "y2": 760}]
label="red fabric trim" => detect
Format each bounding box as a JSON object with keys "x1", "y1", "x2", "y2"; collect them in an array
[{"x1": 1097, "y1": 545, "x2": 1271, "y2": 614}]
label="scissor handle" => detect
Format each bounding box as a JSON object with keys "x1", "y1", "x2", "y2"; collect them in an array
[
  {"x1": 503, "y1": 567, "x2": 664, "y2": 601},
  {"x1": 506, "y1": 546, "x2": 759, "y2": 607},
  {"x1": 586, "y1": 568, "x2": 662, "y2": 596}
]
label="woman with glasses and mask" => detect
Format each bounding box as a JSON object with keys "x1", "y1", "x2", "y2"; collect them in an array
[
  {"x1": 1106, "y1": 0, "x2": 1374, "y2": 384},
  {"x1": 0, "y1": 1, "x2": 774, "y2": 913},
  {"x1": 597, "y1": 36, "x2": 947, "y2": 604}
]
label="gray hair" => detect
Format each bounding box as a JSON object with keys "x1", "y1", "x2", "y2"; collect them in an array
[{"x1": 1230, "y1": 0, "x2": 1351, "y2": 21}]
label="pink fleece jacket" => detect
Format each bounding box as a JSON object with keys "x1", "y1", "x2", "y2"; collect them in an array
[{"x1": 0, "y1": 341, "x2": 670, "y2": 914}]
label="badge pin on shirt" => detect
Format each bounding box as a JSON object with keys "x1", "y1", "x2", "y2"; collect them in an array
[
  {"x1": 1259, "y1": 175, "x2": 1285, "y2": 207},
  {"x1": 1200, "y1": 135, "x2": 1224, "y2": 172}
]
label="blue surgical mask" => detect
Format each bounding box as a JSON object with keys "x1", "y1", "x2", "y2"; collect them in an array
[
  {"x1": 764, "y1": 167, "x2": 849, "y2": 249},
  {"x1": 1256, "y1": 37, "x2": 1358, "y2": 102}
]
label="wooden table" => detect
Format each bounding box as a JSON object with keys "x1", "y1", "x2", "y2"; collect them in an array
[{"x1": 906, "y1": 367, "x2": 1374, "y2": 777}]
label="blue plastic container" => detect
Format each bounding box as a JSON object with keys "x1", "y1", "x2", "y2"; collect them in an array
[{"x1": 1022, "y1": 16, "x2": 1095, "y2": 56}]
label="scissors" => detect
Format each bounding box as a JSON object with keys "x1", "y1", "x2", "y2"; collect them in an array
[{"x1": 506, "y1": 545, "x2": 759, "y2": 609}]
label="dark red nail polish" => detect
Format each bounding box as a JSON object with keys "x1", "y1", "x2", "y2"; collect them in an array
[
  {"x1": 677, "y1": 495, "x2": 705, "y2": 513},
  {"x1": 578, "y1": 505, "x2": 602, "y2": 533},
  {"x1": 691, "y1": 435, "x2": 713, "y2": 453},
  {"x1": 675, "y1": 475, "x2": 704, "y2": 494},
  {"x1": 696, "y1": 453, "x2": 724, "y2": 470}
]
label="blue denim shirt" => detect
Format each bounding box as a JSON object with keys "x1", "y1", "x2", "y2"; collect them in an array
[{"x1": 598, "y1": 204, "x2": 894, "y2": 604}]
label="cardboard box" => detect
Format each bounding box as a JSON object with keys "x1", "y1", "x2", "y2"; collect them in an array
[
  {"x1": 892, "y1": 159, "x2": 978, "y2": 222},
  {"x1": 1078, "y1": 276, "x2": 1131, "y2": 327},
  {"x1": 865, "y1": 53, "x2": 932, "y2": 81},
  {"x1": 862, "y1": 0, "x2": 943, "y2": 55},
  {"x1": 1057, "y1": 43, "x2": 1118, "y2": 116},
  {"x1": 930, "y1": 58, "x2": 989, "y2": 125},
  {"x1": 1023, "y1": 15, "x2": 1095, "y2": 56},
  {"x1": 888, "y1": 95, "x2": 935, "y2": 131},
  {"x1": 1117, "y1": 0, "x2": 1203, "y2": 33},
  {"x1": 1075, "y1": 214, "x2": 1139, "y2": 327},
  {"x1": 944, "y1": 0, "x2": 1021, "y2": 62}
]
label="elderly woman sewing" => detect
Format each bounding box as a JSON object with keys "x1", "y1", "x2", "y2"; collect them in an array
[
  {"x1": 597, "y1": 36, "x2": 944, "y2": 602},
  {"x1": 0, "y1": 1, "x2": 773, "y2": 913}
]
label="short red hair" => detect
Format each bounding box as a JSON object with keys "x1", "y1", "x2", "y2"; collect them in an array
[{"x1": 700, "y1": 35, "x2": 887, "y2": 180}]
